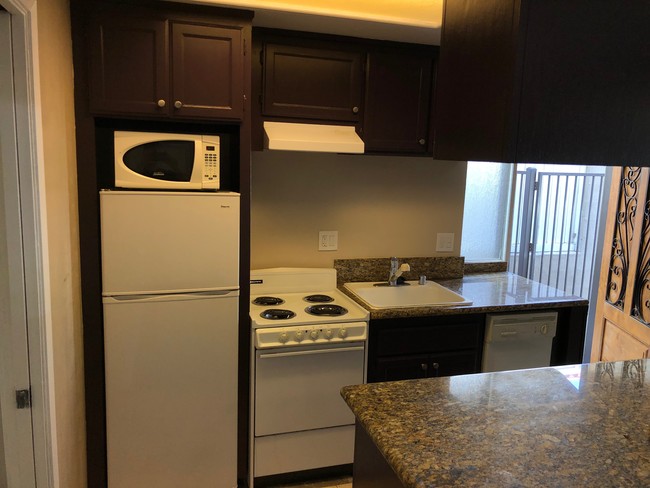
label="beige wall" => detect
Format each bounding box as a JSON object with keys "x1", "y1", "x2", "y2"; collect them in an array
[
  {"x1": 251, "y1": 151, "x2": 467, "y2": 269},
  {"x1": 37, "y1": 0, "x2": 86, "y2": 486}
]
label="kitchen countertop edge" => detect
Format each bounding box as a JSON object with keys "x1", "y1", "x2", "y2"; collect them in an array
[{"x1": 339, "y1": 271, "x2": 588, "y2": 319}]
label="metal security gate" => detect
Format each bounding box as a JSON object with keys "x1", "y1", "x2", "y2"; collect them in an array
[{"x1": 509, "y1": 167, "x2": 605, "y2": 299}]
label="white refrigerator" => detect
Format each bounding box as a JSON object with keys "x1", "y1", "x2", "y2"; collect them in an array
[{"x1": 100, "y1": 190, "x2": 240, "y2": 488}]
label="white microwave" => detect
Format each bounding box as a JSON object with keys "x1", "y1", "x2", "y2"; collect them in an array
[{"x1": 114, "y1": 131, "x2": 220, "y2": 190}]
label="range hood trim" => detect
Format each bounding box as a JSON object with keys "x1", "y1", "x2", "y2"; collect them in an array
[{"x1": 263, "y1": 121, "x2": 365, "y2": 154}]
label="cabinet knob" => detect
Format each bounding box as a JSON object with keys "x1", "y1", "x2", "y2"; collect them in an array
[
  {"x1": 352, "y1": 106, "x2": 359, "y2": 114},
  {"x1": 157, "y1": 99, "x2": 166, "y2": 108},
  {"x1": 419, "y1": 138, "x2": 426, "y2": 145},
  {"x1": 174, "y1": 100, "x2": 183, "y2": 109},
  {"x1": 432, "y1": 362, "x2": 440, "y2": 376}
]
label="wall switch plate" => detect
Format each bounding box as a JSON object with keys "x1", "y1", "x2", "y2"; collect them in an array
[
  {"x1": 319, "y1": 231, "x2": 338, "y2": 251},
  {"x1": 436, "y1": 233, "x2": 454, "y2": 252}
]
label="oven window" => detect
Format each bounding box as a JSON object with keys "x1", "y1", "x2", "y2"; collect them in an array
[{"x1": 123, "y1": 141, "x2": 195, "y2": 181}]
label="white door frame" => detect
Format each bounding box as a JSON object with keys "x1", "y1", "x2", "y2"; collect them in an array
[{"x1": 0, "y1": 0, "x2": 58, "y2": 486}]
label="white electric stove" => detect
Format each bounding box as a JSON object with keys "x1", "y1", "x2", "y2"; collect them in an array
[{"x1": 249, "y1": 268, "x2": 369, "y2": 484}]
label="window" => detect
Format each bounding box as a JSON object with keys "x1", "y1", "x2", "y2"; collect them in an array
[{"x1": 461, "y1": 161, "x2": 514, "y2": 262}]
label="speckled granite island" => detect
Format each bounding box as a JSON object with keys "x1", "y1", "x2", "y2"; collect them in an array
[{"x1": 342, "y1": 360, "x2": 650, "y2": 488}]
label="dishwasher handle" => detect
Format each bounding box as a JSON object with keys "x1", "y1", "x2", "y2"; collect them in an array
[{"x1": 500, "y1": 331, "x2": 519, "y2": 338}]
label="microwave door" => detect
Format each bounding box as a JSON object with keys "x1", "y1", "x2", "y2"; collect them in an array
[{"x1": 117, "y1": 139, "x2": 202, "y2": 190}]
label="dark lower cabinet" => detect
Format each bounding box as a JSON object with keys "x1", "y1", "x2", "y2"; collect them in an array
[
  {"x1": 376, "y1": 351, "x2": 479, "y2": 382},
  {"x1": 367, "y1": 306, "x2": 588, "y2": 383},
  {"x1": 368, "y1": 315, "x2": 484, "y2": 383},
  {"x1": 353, "y1": 422, "x2": 403, "y2": 488}
]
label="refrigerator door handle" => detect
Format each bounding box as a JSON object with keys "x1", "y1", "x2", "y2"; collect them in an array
[{"x1": 104, "y1": 289, "x2": 239, "y2": 303}]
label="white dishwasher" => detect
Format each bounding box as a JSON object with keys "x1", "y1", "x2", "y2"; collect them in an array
[{"x1": 482, "y1": 311, "x2": 558, "y2": 372}]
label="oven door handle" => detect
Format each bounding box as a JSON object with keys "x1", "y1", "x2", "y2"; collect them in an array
[{"x1": 258, "y1": 345, "x2": 364, "y2": 359}]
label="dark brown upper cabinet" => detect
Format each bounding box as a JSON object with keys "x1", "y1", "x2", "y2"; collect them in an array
[
  {"x1": 252, "y1": 29, "x2": 438, "y2": 156},
  {"x1": 363, "y1": 48, "x2": 434, "y2": 154},
  {"x1": 88, "y1": 6, "x2": 247, "y2": 120},
  {"x1": 433, "y1": 0, "x2": 650, "y2": 165},
  {"x1": 262, "y1": 43, "x2": 363, "y2": 122}
]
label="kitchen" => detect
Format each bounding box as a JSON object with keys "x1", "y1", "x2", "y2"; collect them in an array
[{"x1": 0, "y1": 1, "x2": 648, "y2": 488}]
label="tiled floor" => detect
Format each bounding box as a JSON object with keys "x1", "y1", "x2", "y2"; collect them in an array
[{"x1": 266, "y1": 475, "x2": 352, "y2": 488}]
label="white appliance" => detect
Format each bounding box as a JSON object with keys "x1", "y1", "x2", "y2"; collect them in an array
[
  {"x1": 100, "y1": 190, "x2": 240, "y2": 488},
  {"x1": 249, "y1": 268, "x2": 369, "y2": 485},
  {"x1": 114, "y1": 130, "x2": 220, "y2": 190},
  {"x1": 482, "y1": 311, "x2": 558, "y2": 372},
  {"x1": 263, "y1": 121, "x2": 365, "y2": 153}
]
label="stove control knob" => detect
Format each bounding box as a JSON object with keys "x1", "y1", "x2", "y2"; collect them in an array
[
  {"x1": 278, "y1": 332, "x2": 289, "y2": 344},
  {"x1": 309, "y1": 329, "x2": 320, "y2": 340},
  {"x1": 294, "y1": 330, "x2": 304, "y2": 342},
  {"x1": 338, "y1": 328, "x2": 348, "y2": 339},
  {"x1": 324, "y1": 329, "x2": 334, "y2": 340}
]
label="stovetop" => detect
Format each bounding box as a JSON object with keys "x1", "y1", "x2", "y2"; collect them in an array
[{"x1": 250, "y1": 268, "x2": 369, "y2": 328}]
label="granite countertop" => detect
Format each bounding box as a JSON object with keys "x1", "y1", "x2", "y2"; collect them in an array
[
  {"x1": 340, "y1": 271, "x2": 589, "y2": 319},
  {"x1": 341, "y1": 360, "x2": 650, "y2": 488}
]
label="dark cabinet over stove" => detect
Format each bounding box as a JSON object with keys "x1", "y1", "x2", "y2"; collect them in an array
[{"x1": 252, "y1": 29, "x2": 438, "y2": 156}]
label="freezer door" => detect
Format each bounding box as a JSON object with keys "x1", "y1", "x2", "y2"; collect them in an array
[
  {"x1": 103, "y1": 291, "x2": 238, "y2": 488},
  {"x1": 100, "y1": 191, "x2": 239, "y2": 295}
]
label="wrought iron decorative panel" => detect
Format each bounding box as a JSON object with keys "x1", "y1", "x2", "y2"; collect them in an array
[
  {"x1": 632, "y1": 171, "x2": 650, "y2": 325},
  {"x1": 606, "y1": 167, "x2": 641, "y2": 309}
]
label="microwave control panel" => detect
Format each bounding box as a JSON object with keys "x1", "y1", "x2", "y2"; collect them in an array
[{"x1": 202, "y1": 138, "x2": 220, "y2": 189}]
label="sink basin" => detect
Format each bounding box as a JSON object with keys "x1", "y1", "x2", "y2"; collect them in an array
[{"x1": 344, "y1": 281, "x2": 472, "y2": 309}]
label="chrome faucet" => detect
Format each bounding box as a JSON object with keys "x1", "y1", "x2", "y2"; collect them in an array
[{"x1": 388, "y1": 257, "x2": 410, "y2": 286}]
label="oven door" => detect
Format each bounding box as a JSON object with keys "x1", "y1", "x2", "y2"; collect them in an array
[{"x1": 255, "y1": 342, "x2": 365, "y2": 436}]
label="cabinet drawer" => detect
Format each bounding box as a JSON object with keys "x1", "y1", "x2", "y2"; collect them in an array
[{"x1": 375, "y1": 321, "x2": 481, "y2": 356}]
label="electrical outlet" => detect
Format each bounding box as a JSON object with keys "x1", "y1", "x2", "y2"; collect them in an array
[
  {"x1": 436, "y1": 233, "x2": 454, "y2": 252},
  {"x1": 318, "y1": 231, "x2": 338, "y2": 251}
]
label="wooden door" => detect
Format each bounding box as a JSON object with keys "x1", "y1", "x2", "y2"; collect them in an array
[
  {"x1": 88, "y1": 14, "x2": 169, "y2": 116},
  {"x1": 262, "y1": 43, "x2": 362, "y2": 122},
  {"x1": 171, "y1": 22, "x2": 244, "y2": 120},
  {"x1": 591, "y1": 167, "x2": 650, "y2": 361},
  {"x1": 362, "y1": 48, "x2": 433, "y2": 154}
]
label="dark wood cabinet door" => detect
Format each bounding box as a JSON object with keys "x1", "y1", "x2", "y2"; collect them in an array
[
  {"x1": 89, "y1": 15, "x2": 170, "y2": 116},
  {"x1": 429, "y1": 351, "x2": 481, "y2": 377},
  {"x1": 434, "y1": 0, "x2": 650, "y2": 166},
  {"x1": 262, "y1": 43, "x2": 362, "y2": 122},
  {"x1": 375, "y1": 354, "x2": 431, "y2": 382},
  {"x1": 363, "y1": 49, "x2": 434, "y2": 153},
  {"x1": 171, "y1": 23, "x2": 244, "y2": 120},
  {"x1": 515, "y1": 1, "x2": 650, "y2": 165},
  {"x1": 374, "y1": 351, "x2": 479, "y2": 382},
  {"x1": 375, "y1": 321, "x2": 482, "y2": 357}
]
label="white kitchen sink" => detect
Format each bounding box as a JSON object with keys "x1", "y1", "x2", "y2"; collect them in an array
[{"x1": 344, "y1": 280, "x2": 472, "y2": 309}]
